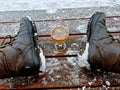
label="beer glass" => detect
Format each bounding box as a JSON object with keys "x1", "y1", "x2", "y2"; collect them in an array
[{"x1": 50, "y1": 25, "x2": 69, "y2": 51}]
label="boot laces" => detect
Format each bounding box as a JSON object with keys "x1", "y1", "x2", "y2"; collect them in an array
[
  {"x1": 0, "y1": 31, "x2": 20, "y2": 48},
  {"x1": 0, "y1": 35, "x2": 13, "y2": 47}
]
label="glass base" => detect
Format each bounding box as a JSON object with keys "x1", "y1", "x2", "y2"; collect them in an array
[{"x1": 55, "y1": 43, "x2": 66, "y2": 51}]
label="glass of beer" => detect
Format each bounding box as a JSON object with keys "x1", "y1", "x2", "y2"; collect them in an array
[{"x1": 50, "y1": 25, "x2": 69, "y2": 51}]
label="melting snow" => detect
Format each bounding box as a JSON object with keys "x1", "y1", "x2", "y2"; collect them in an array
[
  {"x1": 105, "y1": 81, "x2": 110, "y2": 86},
  {"x1": 76, "y1": 43, "x2": 90, "y2": 68},
  {"x1": 88, "y1": 82, "x2": 93, "y2": 86},
  {"x1": 39, "y1": 46, "x2": 46, "y2": 72}
]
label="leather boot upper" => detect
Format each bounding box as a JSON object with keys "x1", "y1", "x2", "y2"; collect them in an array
[
  {"x1": 87, "y1": 12, "x2": 120, "y2": 73},
  {"x1": 0, "y1": 17, "x2": 40, "y2": 78}
]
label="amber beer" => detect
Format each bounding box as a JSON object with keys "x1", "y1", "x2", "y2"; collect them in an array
[{"x1": 51, "y1": 26, "x2": 69, "y2": 44}]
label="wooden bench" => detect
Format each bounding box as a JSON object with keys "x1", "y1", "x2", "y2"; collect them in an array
[{"x1": 0, "y1": 7, "x2": 120, "y2": 89}]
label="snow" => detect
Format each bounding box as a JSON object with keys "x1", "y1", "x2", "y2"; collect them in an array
[
  {"x1": 39, "y1": 46, "x2": 46, "y2": 72},
  {"x1": 105, "y1": 81, "x2": 110, "y2": 86},
  {"x1": 77, "y1": 43, "x2": 90, "y2": 68},
  {"x1": 88, "y1": 82, "x2": 93, "y2": 86},
  {"x1": 0, "y1": 0, "x2": 119, "y2": 11}
]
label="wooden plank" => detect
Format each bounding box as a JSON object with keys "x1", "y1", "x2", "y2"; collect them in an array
[
  {"x1": 38, "y1": 35, "x2": 83, "y2": 57},
  {"x1": 0, "y1": 17, "x2": 120, "y2": 36},
  {"x1": 38, "y1": 34, "x2": 120, "y2": 57},
  {"x1": 0, "y1": 57, "x2": 120, "y2": 89},
  {"x1": 0, "y1": 34, "x2": 119, "y2": 56}
]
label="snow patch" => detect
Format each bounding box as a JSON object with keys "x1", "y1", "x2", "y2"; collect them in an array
[
  {"x1": 76, "y1": 43, "x2": 90, "y2": 68},
  {"x1": 105, "y1": 81, "x2": 110, "y2": 86},
  {"x1": 39, "y1": 46, "x2": 46, "y2": 72}
]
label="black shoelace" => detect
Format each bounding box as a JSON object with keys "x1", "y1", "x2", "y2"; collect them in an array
[{"x1": 0, "y1": 35, "x2": 13, "y2": 48}]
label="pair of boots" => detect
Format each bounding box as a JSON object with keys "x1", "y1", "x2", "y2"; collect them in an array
[{"x1": 0, "y1": 12, "x2": 119, "y2": 79}]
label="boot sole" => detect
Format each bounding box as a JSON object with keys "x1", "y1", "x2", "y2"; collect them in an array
[
  {"x1": 25, "y1": 16, "x2": 38, "y2": 48},
  {"x1": 27, "y1": 17, "x2": 38, "y2": 49},
  {"x1": 31, "y1": 21, "x2": 38, "y2": 48}
]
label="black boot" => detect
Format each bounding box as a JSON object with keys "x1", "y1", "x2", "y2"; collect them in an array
[
  {"x1": 87, "y1": 12, "x2": 120, "y2": 73},
  {"x1": 0, "y1": 17, "x2": 40, "y2": 78}
]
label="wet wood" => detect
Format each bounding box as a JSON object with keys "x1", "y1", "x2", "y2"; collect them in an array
[
  {"x1": 0, "y1": 33, "x2": 119, "y2": 57},
  {"x1": 14, "y1": 81, "x2": 120, "y2": 89},
  {"x1": 0, "y1": 16, "x2": 120, "y2": 37},
  {"x1": 0, "y1": 12, "x2": 120, "y2": 89},
  {"x1": 0, "y1": 57, "x2": 120, "y2": 89}
]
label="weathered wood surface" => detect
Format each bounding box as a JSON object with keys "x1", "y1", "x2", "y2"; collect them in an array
[
  {"x1": 0, "y1": 57, "x2": 120, "y2": 89},
  {"x1": 0, "y1": 6, "x2": 120, "y2": 37},
  {"x1": 0, "y1": 17, "x2": 120, "y2": 37},
  {"x1": 0, "y1": 7, "x2": 119, "y2": 89}
]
